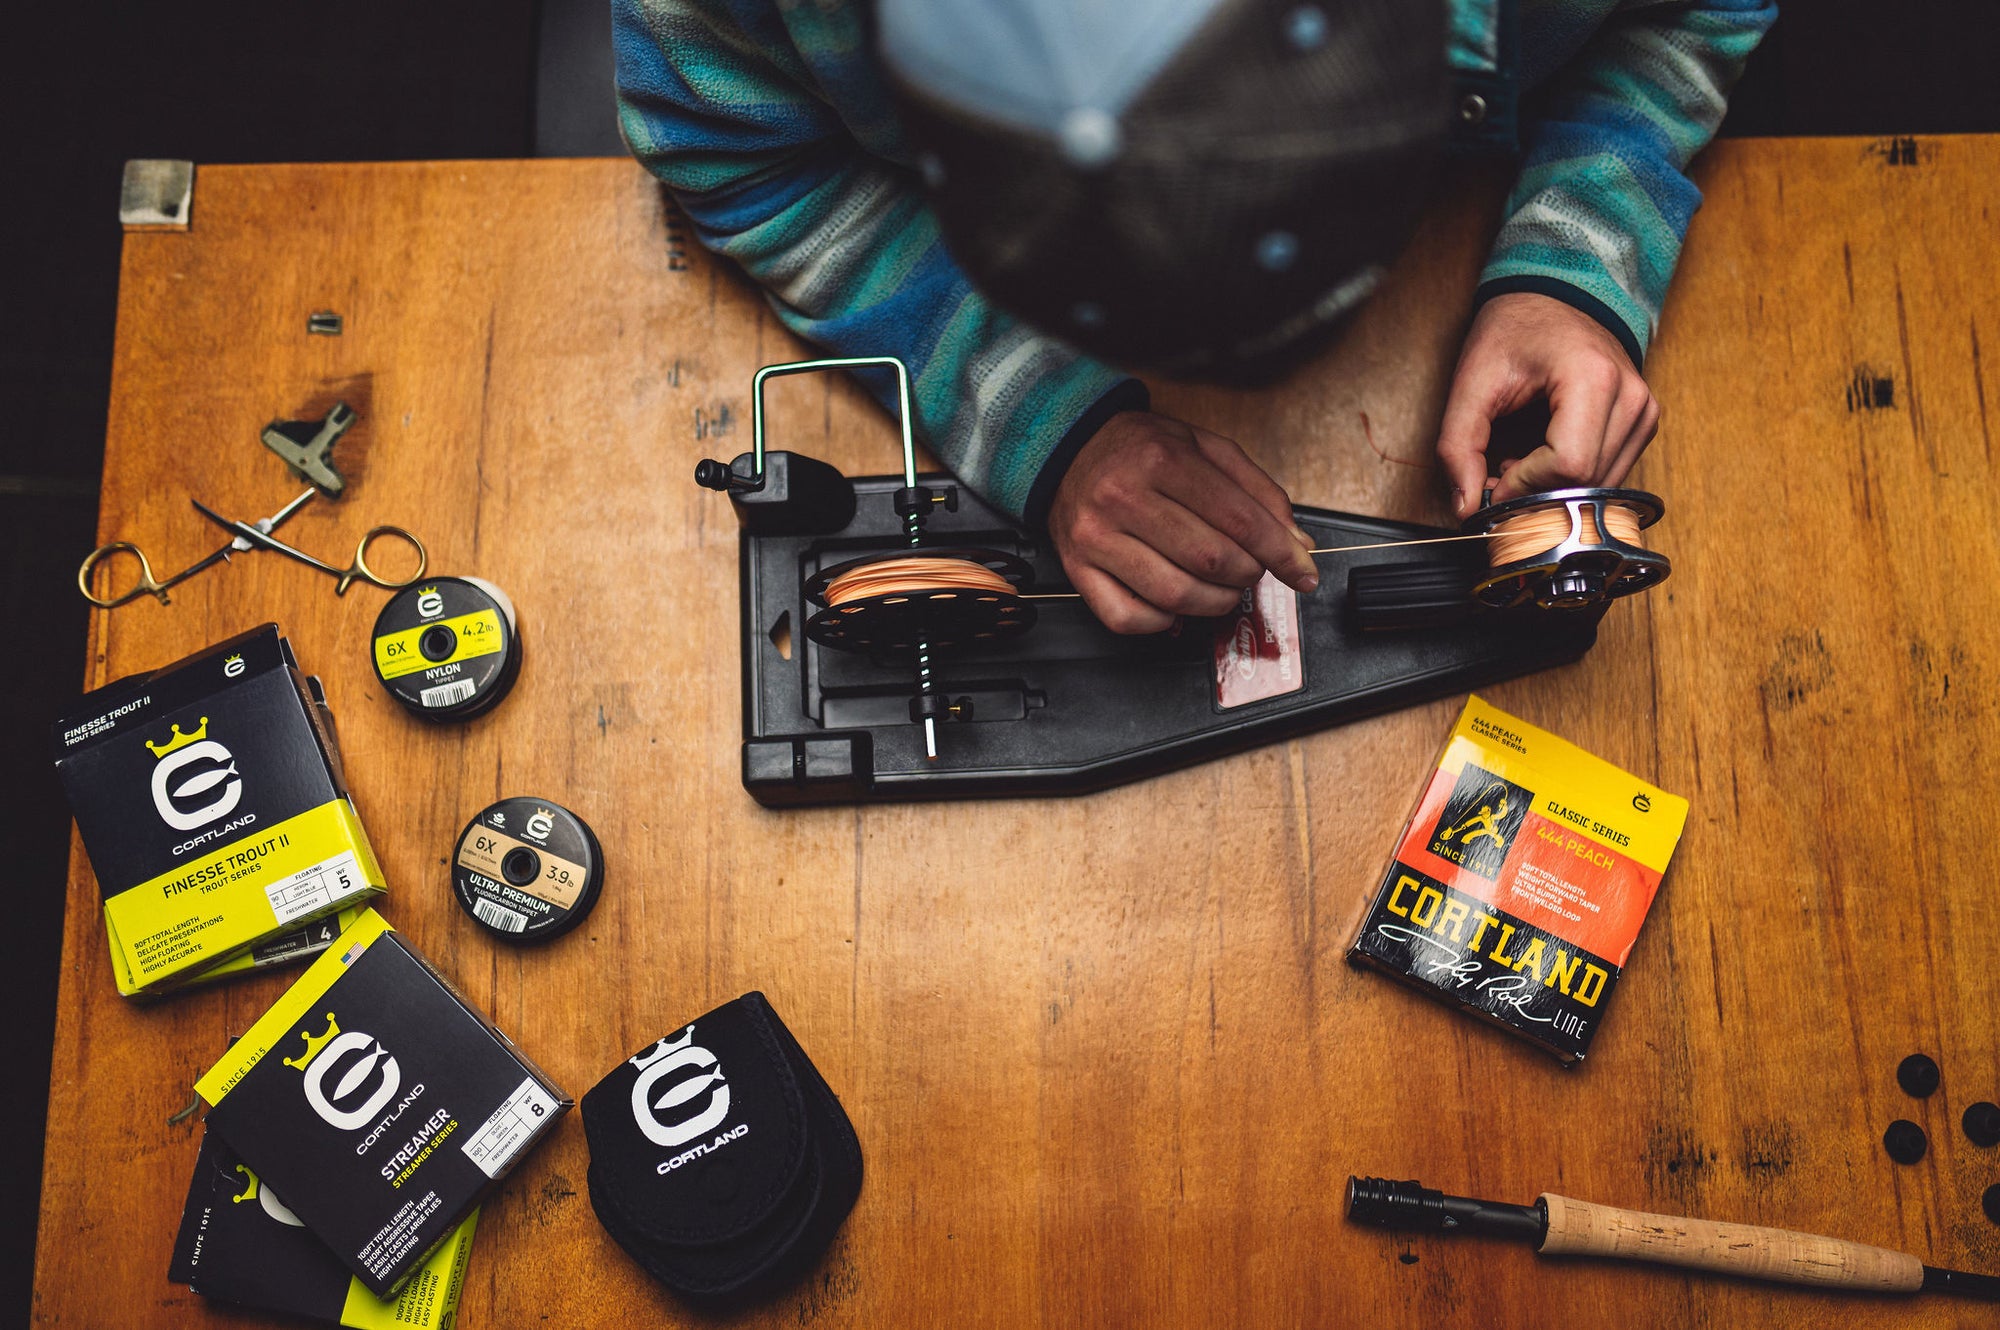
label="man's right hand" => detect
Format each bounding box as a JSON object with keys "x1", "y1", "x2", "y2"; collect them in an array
[{"x1": 1047, "y1": 410, "x2": 1319, "y2": 634}]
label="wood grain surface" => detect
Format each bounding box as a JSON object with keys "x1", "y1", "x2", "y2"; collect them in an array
[{"x1": 35, "y1": 139, "x2": 2000, "y2": 1327}]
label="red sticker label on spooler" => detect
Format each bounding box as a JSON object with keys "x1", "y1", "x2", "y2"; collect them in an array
[{"x1": 1212, "y1": 572, "x2": 1304, "y2": 709}]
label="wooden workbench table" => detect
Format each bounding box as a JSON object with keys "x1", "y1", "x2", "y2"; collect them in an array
[{"x1": 35, "y1": 138, "x2": 2000, "y2": 1327}]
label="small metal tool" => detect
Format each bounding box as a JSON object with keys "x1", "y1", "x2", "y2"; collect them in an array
[
  {"x1": 261, "y1": 402, "x2": 356, "y2": 496},
  {"x1": 78, "y1": 489, "x2": 316, "y2": 608},
  {"x1": 191, "y1": 497, "x2": 425, "y2": 595}
]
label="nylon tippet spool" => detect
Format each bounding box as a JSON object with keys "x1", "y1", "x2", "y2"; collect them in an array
[
  {"x1": 452, "y1": 797, "x2": 604, "y2": 942},
  {"x1": 372, "y1": 575, "x2": 523, "y2": 720}
]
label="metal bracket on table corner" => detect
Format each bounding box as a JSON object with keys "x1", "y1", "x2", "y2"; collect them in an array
[
  {"x1": 119, "y1": 160, "x2": 194, "y2": 232},
  {"x1": 261, "y1": 402, "x2": 357, "y2": 497}
]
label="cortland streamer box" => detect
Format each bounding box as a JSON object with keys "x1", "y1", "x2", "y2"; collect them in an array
[
  {"x1": 197, "y1": 909, "x2": 571, "y2": 1299},
  {"x1": 51, "y1": 624, "x2": 385, "y2": 997},
  {"x1": 1347, "y1": 695, "x2": 1688, "y2": 1063},
  {"x1": 170, "y1": 1126, "x2": 477, "y2": 1328}
]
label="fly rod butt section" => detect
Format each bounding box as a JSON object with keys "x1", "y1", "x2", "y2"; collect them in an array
[
  {"x1": 1350, "y1": 1176, "x2": 1999, "y2": 1301},
  {"x1": 1535, "y1": 1192, "x2": 1925, "y2": 1293}
]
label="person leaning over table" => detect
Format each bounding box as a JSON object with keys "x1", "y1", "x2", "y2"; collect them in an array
[{"x1": 614, "y1": 0, "x2": 1773, "y2": 632}]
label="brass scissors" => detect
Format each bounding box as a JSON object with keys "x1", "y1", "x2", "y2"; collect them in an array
[
  {"x1": 78, "y1": 489, "x2": 319, "y2": 608},
  {"x1": 191, "y1": 497, "x2": 426, "y2": 595}
]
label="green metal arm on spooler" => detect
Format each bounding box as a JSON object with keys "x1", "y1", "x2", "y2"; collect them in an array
[{"x1": 740, "y1": 356, "x2": 918, "y2": 492}]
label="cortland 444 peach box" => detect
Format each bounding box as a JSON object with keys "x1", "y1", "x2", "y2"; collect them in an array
[{"x1": 1347, "y1": 695, "x2": 1689, "y2": 1063}]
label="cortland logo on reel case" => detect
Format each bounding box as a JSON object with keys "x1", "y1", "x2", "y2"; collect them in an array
[
  {"x1": 629, "y1": 1025, "x2": 730, "y2": 1149},
  {"x1": 284, "y1": 1013, "x2": 403, "y2": 1131},
  {"x1": 146, "y1": 717, "x2": 244, "y2": 832},
  {"x1": 525, "y1": 808, "x2": 555, "y2": 842},
  {"x1": 417, "y1": 586, "x2": 445, "y2": 619}
]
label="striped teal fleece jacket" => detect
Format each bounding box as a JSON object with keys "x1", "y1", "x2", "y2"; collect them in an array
[{"x1": 614, "y1": 0, "x2": 1775, "y2": 524}]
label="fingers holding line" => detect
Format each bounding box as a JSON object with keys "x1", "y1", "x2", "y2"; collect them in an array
[{"x1": 1174, "y1": 433, "x2": 1318, "y2": 591}]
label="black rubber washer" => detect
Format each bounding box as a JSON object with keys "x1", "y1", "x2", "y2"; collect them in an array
[
  {"x1": 1896, "y1": 1053, "x2": 1941, "y2": 1098},
  {"x1": 1984, "y1": 1183, "x2": 2000, "y2": 1226},
  {"x1": 1883, "y1": 1119, "x2": 1928, "y2": 1165},
  {"x1": 1963, "y1": 1101, "x2": 2000, "y2": 1149}
]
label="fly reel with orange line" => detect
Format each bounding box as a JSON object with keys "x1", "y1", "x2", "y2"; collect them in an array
[{"x1": 695, "y1": 357, "x2": 1669, "y2": 805}]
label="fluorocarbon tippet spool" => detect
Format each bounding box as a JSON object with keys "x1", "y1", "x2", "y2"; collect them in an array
[
  {"x1": 372, "y1": 575, "x2": 522, "y2": 720},
  {"x1": 452, "y1": 797, "x2": 604, "y2": 943}
]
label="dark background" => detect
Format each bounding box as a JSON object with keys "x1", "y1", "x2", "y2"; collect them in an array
[{"x1": 3, "y1": 3, "x2": 1994, "y2": 1319}]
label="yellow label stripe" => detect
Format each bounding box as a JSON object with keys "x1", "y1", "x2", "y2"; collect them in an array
[
  {"x1": 374, "y1": 609, "x2": 505, "y2": 680},
  {"x1": 338, "y1": 1209, "x2": 480, "y2": 1330},
  {"x1": 103, "y1": 799, "x2": 385, "y2": 993},
  {"x1": 195, "y1": 908, "x2": 394, "y2": 1106},
  {"x1": 1441, "y1": 696, "x2": 1690, "y2": 872}
]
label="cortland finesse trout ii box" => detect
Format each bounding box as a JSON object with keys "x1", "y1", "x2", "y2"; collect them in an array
[
  {"x1": 52, "y1": 624, "x2": 386, "y2": 997},
  {"x1": 1347, "y1": 695, "x2": 1689, "y2": 1063},
  {"x1": 197, "y1": 909, "x2": 571, "y2": 1299}
]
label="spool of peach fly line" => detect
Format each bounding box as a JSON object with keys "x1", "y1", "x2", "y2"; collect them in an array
[
  {"x1": 1343, "y1": 489, "x2": 1666, "y2": 630},
  {"x1": 1462, "y1": 487, "x2": 1667, "y2": 609},
  {"x1": 802, "y1": 546, "x2": 1039, "y2": 654},
  {"x1": 822, "y1": 556, "x2": 1019, "y2": 606},
  {"x1": 1483, "y1": 498, "x2": 1645, "y2": 566}
]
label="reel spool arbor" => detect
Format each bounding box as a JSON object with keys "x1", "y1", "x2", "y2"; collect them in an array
[
  {"x1": 1464, "y1": 487, "x2": 1668, "y2": 610},
  {"x1": 1347, "y1": 487, "x2": 1669, "y2": 631}
]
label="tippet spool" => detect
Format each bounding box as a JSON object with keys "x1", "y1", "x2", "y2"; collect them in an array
[
  {"x1": 452, "y1": 797, "x2": 604, "y2": 942},
  {"x1": 371, "y1": 575, "x2": 522, "y2": 720}
]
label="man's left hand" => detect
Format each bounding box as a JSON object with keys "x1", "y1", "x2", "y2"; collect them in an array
[{"x1": 1435, "y1": 292, "x2": 1660, "y2": 518}]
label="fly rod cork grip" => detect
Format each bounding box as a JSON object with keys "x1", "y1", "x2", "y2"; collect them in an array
[{"x1": 1536, "y1": 1192, "x2": 1925, "y2": 1292}]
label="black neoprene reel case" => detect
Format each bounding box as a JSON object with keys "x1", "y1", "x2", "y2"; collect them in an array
[{"x1": 582, "y1": 992, "x2": 862, "y2": 1303}]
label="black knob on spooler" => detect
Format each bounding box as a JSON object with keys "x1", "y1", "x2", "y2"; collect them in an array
[{"x1": 694, "y1": 458, "x2": 736, "y2": 490}]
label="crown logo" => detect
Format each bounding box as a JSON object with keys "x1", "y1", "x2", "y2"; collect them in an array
[
  {"x1": 630, "y1": 1024, "x2": 697, "y2": 1070},
  {"x1": 419, "y1": 586, "x2": 439, "y2": 597},
  {"x1": 225, "y1": 653, "x2": 242, "y2": 665},
  {"x1": 231, "y1": 1163, "x2": 261, "y2": 1204},
  {"x1": 144, "y1": 717, "x2": 208, "y2": 759},
  {"x1": 283, "y1": 1013, "x2": 341, "y2": 1071}
]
